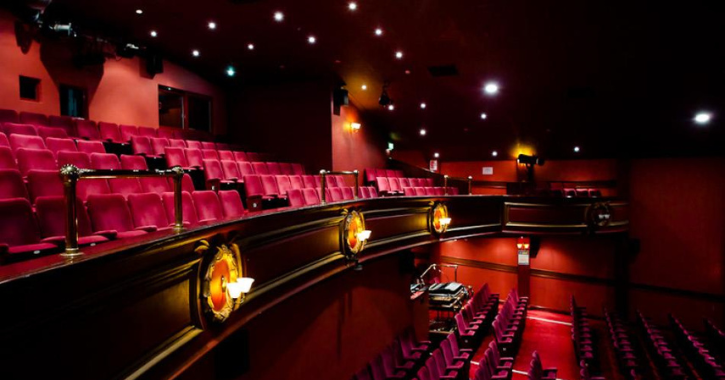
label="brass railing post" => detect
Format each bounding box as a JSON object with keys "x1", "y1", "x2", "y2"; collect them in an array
[
  {"x1": 353, "y1": 170, "x2": 359, "y2": 199},
  {"x1": 468, "y1": 176, "x2": 473, "y2": 195},
  {"x1": 60, "y1": 165, "x2": 82, "y2": 257},
  {"x1": 170, "y1": 166, "x2": 185, "y2": 233},
  {"x1": 444, "y1": 175, "x2": 449, "y2": 195},
  {"x1": 319, "y1": 169, "x2": 327, "y2": 204}
]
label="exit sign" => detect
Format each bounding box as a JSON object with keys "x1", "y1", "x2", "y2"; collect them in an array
[{"x1": 482, "y1": 167, "x2": 494, "y2": 175}]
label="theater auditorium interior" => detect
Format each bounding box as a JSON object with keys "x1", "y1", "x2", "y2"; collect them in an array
[{"x1": 0, "y1": 0, "x2": 723, "y2": 379}]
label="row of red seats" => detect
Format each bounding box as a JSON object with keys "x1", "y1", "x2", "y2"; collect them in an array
[
  {"x1": 636, "y1": 311, "x2": 689, "y2": 379},
  {"x1": 526, "y1": 351, "x2": 558, "y2": 380},
  {"x1": 0, "y1": 109, "x2": 213, "y2": 143},
  {"x1": 490, "y1": 290, "x2": 527, "y2": 356},
  {"x1": 202, "y1": 159, "x2": 306, "y2": 188},
  {"x1": 412, "y1": 334, "x2": 470, "y2": 380},
  {"x1": 352, "y1": 328, "x2": 431, "y2": 380},
  {"x1": 669, "y1": 314, "x2": 725, "y2": 379},
  {"x1": 288, "y1": 187, "x2": 379, "y2": 207},
  {"x1": 472, "y1": 341, "x2": 514, "y2": 380},
  {"x1": 604, "y1": 309, "x2": 642, "y2": 380},
  {"x1": 365, "y1": 168, "x2": 405, "y2": 182},
  {"x1": 705, "y1": 319, "x2": 725, "y2": 362},
  {"x1": 0, "y1": 190, "x2": 245, "y2": 262},
  {"x1": 0, "y1": 152, "x2": 194, "y2": 203},
  {"x1": 375, "y1": 177, "x2": 458, "y2": 197},
  {"x1": 570, "y1": 297, "x2": 606, "y2": 379},
  {"x1": 1, "y1": 132, "x2": 106, "y2": 156},
  {"x1": 454, "y1": 283, "x2": 499, "y2": 349}
]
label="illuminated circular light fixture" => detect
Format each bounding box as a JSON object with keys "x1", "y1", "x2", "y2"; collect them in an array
[
  {"x1": 307, "y1": 35, "x2": 317, "y2": 44},
  {"x1": 388, "y1": 104, "x2": 395, "y2": 111},
  {"x1": 361, "y1": 84, "x2": 367, "y2": 90},
  {"x1": 192, "y1": 50, "x2": 200, "y2": 57},
  {"x1": 395, "y1": 51, "x2": 403, "y2": 59},
  {"x1": 135, "y1": 9, "x2": 143, "y2": 15},
  {"x1": 430, "y1": 203, "x2": 451, "y2": 235},
  {"x1": 492, "y1": 150, "x2": 498, "y2": 157},
  {"x1": 247, "y1": 43, "x2": 254, "y2": 50},
  {"x1": 342, "y1": 210, "x2": 370, "y2": 259},
  {"x1": 694, "y1": 112, "x2": 712, "y2": 125},
  {"x1": 348, "y1": 2, "x2": 358, "y2": 11},
  {"x1": 208, "y1": 21, "x2": 217, "y2": 30},
  {"x1": 484, "y1": 82, "x2": 499, "y2": 95},
  {"x1": 434, "y1": 152, "x2": 440, "y2": 158},
  {"x1": 150, "y1": 30, "x2": 158, "y2": 37},
  {"x1": 375, "y1": 28, "x2": 383, "y2": 36},
  {"x1": 574, "y1": 146, "x2": 580, "y2": 153},
  {"x1": 199, "y1": 243, "x2": 253, "y2": 323},
  {"x1": 226, "y1": 66, "x2": 236, "y2": 77},
  {"x1": 480, "y1": 113, "x2": 487, "y2": 119},
  {"x1": 420, "y1": 129, "x2": 427, "y2": 136},
  {"x1": 274, "y1": 11, "x2": 284, "y2": 22},
  {"x1": 420, "y1": 102, "x2": 427, "y2": 109}
]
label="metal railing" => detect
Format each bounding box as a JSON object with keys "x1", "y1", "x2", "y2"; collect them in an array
[
  {"x1": 59, "y1": 165, "x2": 186, "y2": 258},
  {"x1": 443, "y1": 175, "x2": 474, "y2": 195},
  {"x1": 319, "y1": 170, "x2": 359, "y2": 204}
]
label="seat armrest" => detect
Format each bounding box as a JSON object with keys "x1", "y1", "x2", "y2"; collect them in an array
[
  {"x1": 135, "y1": 225, "x2": 158, "y2": 232},
  {"x1": 94, "y1": 230, "x2": 119, "y2": 239},
  {"x1": 41, "y1": 236, "x2": 66, "y2": 245}
]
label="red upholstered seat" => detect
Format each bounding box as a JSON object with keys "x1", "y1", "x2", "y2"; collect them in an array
[
  {"x1": 3, "y1": 122, "x2": 37, "y2": 136},
  {"x1": 266, "y1": 162, "x2": 281, "y2": 175},
  {"x1": 184, "y1": 148, "x2": 204, "y2": 168},
  {"x1": 157, "y1": 129, "x2": 175, "y2": 139},
  {"x1": 201, "y1": 141, "x2": 216, "y2": 150},
  {"x1": 329, "y1": 187, "x2": 343, "y2": 202},
  {"x1": 252, "y1": 162, "x2": 269, "y2": 175},
  {"x1": 119, "y1": 155, "x2": 171, "y2": 193},
  {"x1": 287, "y1": 189, "x2": 305, "y2": 207},
  {"x1": 10, "y1": 134, "x2": 45, "y2": 151},
  {"x1": 368, "y1": 187, "x2": 379, "y2": 198},
  {"x1": 376, "y1": 177, "x2": 391, "y2": 194},
  {"x1": 0, "y1": 132, "x2": 8, "y2": 148},
  {"x1": 302, "y1": 188, "x2": 320, "y2": 205},
  {"x1": 359, "y1": 186, "x2": 370, "y2": 199},
  {"x1": 35, "y1": 196, "x2": 111, "y2": 246},
  {"x1": 289, "y1": 175, "x2": 303, "y2": 189},
  {"x1": 0, "y1": 147, "x2": 15, "y2": 170},
  {"x1": 218, "y1": 150, "x2": 234, "y2": 161},
  {"x1": 132, "y1": 136, "x2": 158, "y2": 157},
  {"x1": 186, "y1": 140, "x2": 202, "y2": 150},
  {"x1": 37, "y1": 126, "x2": 68, "y2": 140},
  {"x1": 137, "y1": 126, "x2": 157, "y2": 138},
  {"x1": 414, "y1": 187, "x2": 426, "y2": 196},
  {"x1": 275, "y1": 175, "x2": 293, "y2": 196},
  {"x1": 0, "y1": 169, "x2": 29, "y2": 200},
  {"x1": 127, "y1": 193, "x2": 173, "y2": 232},
  {"x1": 18, "y1": 112, "x2": 48, "y2": 126},
  {"x1": 57, "y1": 151, "x2": 91, "y2": 168},
  {"x1": 119, "y1": 125, "x2": 139, "y2": 142},
  {"x1": 0, "y1": 109, "x2": 18, "y2": 124},
  {"x1": 90, "y1": 153, "x2": 120, "y2": 169},
  {"x1": 291, "y1": 163, "x2": 305, "y2": 175},
  {"x1": 425, "y1": 187, "x2": 436, "y2": 195},
  {"x1": 16, "y1": 148, "x2": 56, "y2": 176},
  {"x1": 221, "y1": 160, "x2": 241, "y2": 181},
  {"x1": 26, "y1": 170, "x2": 63, "y2": 203},
  {"x1": 76, "y1": 140, "x2": 105, "y2": 154},
  {"x1": 99, "y1": 122, "x2": 123, "y2": 143},
  {"x1": 75, "y1": 120, "x2": 100, "y2": 141},
  {"x1": 192, "y1": 191, "x2": 223, "y2": 223},
  {"x1": 0, "y1": 198, "x2": 59, "y2": 258},
  {"x1": 218, "y1": 190, "x2": 245, "y2": 218},
  {"x1": 45, "y1": 137, "x2": 77, "y2": 157},
  {"x1": 243, "y1": 175, "x2": 272, "y2": 199},
  {"x1": 151, "y1": 138, "x2": 170, "y2": 156},
  {"x1": 261, "y1": 174, "x2": 284, "y2": 198},
  {"x1": 161, "y1": 191, "x2": 198, "y2": 226},
  {"x1": 169, "y1": 138, "x2": 186, "y2": 148},
  {"x1": 279, "y1": 163, "x2": 294, "y2": 175},
  {"x1": 302, "y1": 175, "x2": 317, "y2": 189},
  {"x1": 202, "y1": 149, "x2": 219, "y2": 160},
  {"x1": 246, "y1": 152, "x2": 260, "y2": 162},
  {"x1": 165, "y1": 147, "x2": 189, "y2": 169},
  {"x1": 233, "y1": 151, "x2": 248, "y2": 162},
  {"x1": 204, "y1": 159, "x2": 236, "y2": 188},
  {"x1": 341, "y1": 187, "x2": 354, "y2": 200},
  {"x1": 49, "y1": 115, "x2": 76, "y2": 137},
  {"x1": 87, "y1": 194, "x2": 154, "y2": 239}
]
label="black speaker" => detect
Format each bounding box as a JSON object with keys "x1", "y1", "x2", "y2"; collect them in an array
[
  {"x1": 146, "y1": 53, "x2": 164, "y2": 77},
  {"x1": 332, "y1": 88, "x2": 348, "y2": 115}
]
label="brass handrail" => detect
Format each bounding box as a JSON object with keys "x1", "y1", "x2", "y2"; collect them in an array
[
  {"x1": 318, "y1": 170, "x2": 359, "y2": 204},
  {"x1": 59, "y1": 165, "x2": 186, "y2": 258}
]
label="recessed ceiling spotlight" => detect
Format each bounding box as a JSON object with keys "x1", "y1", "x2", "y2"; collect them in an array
[
  {"x1": 404, "y1": 69, "x2": 411, "y2": 75},
  {"x1": 208, "y1": 21, "x2": 217, "y2": 30},
  {"x1": 150, "y1": 30, "x2": 158, "y2": 37},
  {"x1": 484, "y1": 82, "x2": 499, "y2": 95},
  {"x1": 574, "y1": 146, "x2": 580, "y2": 153},
  {"x1": 388, "y1": 104, "x2": 395, "y2": 111},
  {"x1": 135, "y1": 9, "x2": 143, "y2": 15},
  {"x1": 480, "y1": 113, "x2": 487, "y2": 119},
  {"x1": 694, "y1": 112, "x2": 712, "y2": 125},
  {"x1": 420, "y1": 102, "x2": 427, "y2": 109},
  {"x1": 348, "y1": 2, "x2": 358, "y2": 11},
  {"x1": 375, "y1": 28, "x2": 383, "y2": 36},
  {"x1": 226, "y1": 66, "x2": 236, "y2": 77},
  {"x1": 307, "y1": 35, "x2": 316, "y2": 44},
  {"x1": 274, "y1": 11, "x2": 284, "y2": 22},
  {"x1": 434, "y1": 152, "x2": 440, "y2": 158},
  {"x1": 247, "y1": 43, "x2": 255, "y2": 50},
  {"x1": 192, "y1": 50, "x2": 200, "y2": 57},
  {"x1": 420, "y1": 129, "x2": 426, "y2": 136},
  {"x1": 395, "y1": 51, "x2": 403, "y2": 59},
  {"x1": 492, "y1": 150, "x2": 498, "y2": 157},
  {"x1": 361, "y1": 84, "x2": 367, "y2": 90}
]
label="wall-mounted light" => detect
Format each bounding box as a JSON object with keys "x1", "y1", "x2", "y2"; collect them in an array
[
  {"x1": 350, "y1": 122, "x2": 361, "y2": 132},
  {"x1": 356, "y1": 230, "x2": 372, "y2": 242},
  {"x1": 227, "y1": 277, "x2": 255, "y2": 304},
  {"x1": 439, "y1": 217, "x2": 451, "y2": 227}
]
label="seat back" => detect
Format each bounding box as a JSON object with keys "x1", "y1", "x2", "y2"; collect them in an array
[
  {"x1": 203, "y1": 159, "x2": 225, "y2": 182},
  {"x1": 266, "y1": 162, "x2": 281, "y2": 175},
  {"x1": 10, "y1": 134, "x2": 45, "y2": 151},
  {"x1": 238, "y1": 161, "x2": 254, "y2": 176},
  {"x1": 329, "y1": 187, "x2": 343, "y2": 202},
  {"x1": 19, "y1": 112, "x2": 48, "y2": 126},
  {"x1": 261, "y1": 175, "x2": 279, "y2": 196},
  {"x1": 341, "y1": 187, "x2": 354, "y2": 200},
  {"x1": 279, "y1": 163, "x2": 294, "y2": 175},
  {"x1": 119, "y1": 125, "x2": 139, "y2": 141},
  {"x1": 252, "y1": 162, "x2": 269, "y2": 174},
  {"x1": 0, "y1": 109, "x2": 18, "y2": 124},
  {"x1": 161, "y1": 191, "x2": 198, "y2": 226},
  {"x1": 243, "y1": 175, "x2": 265, "y2": 197},
  {"x1": 202, "y1": 149, "x2": 219, "y2": 160},
  {"x1": 57, "y1": 151, "x2": 91, "y2": 168},
  {"x1": 201, "y1": 141, "x2": 216, "y2": 150},
  {"x1": 302, "y1": 188, "x2": 320, "y2": 205},
  {"x1": 36, "y1": 196, "x2": 95, "y2": 238},
  {"x1": 233, "y1": 151, "x2": 248, "y2": 162},
  {"x1": 376, "y1": 177, "x2": 390, "y2": 193},
  {"x1": 186, "y1": 140, "x2": 202, "y2": 150},
  {"x1": 75, "y1": 120, "x2": 100, "y2": 140},
  {"x1": 359, "y1": 187, "x2": 370, "y2": 199},
  {"x1": 0, "y1": 169, "x2": 29, "y2": 200},
  {"x1": 127, "y1": 193, "x2": 169, "y2": 230},
  {"x1": 218, "y1": 150, "x2": 234, "y2": 161},
  {"x1": 90, "y1": 153, "x2": 121, "y2": 170},
  {"x1": 0, "y1": 198, "x2": 43, "y2": 246},
  {"x1": 99, "y1": 122, "x2": 122, "y2": 142},
  {"x1": 302, "y1": 175, "x2": 316, "y2": 189},
  {"x1": 291, "y1": 163, "x2": 305, "y2": 175},
  {"x1": 185, "y1": 149, "x2": 204, "y2": 167},
  {"x1": 221, "y1": 160, "x2": 240, "y2": 181},
  {"x1": 3, "y1": 122, "x2": 37, "y2": 136},
  {"x1": 16, "y1": 148, "x2": 56, "y2": 175},
  {"x1": 76, "y1": 140, "x2": 105, "y2": 154},
  {"x1": 131, "y1": 136, "x2": 154, "y2": 156},
  {"x1": 165, "y1": 147, "x2": 188, "y2": 168},
  {"x1": 192, "y1": 191, "x2": 223, "y2": 222},
  {"x1": 137, "y1": 126, "x2": 157, "y2": 138},
  {"x1": 288, "y1": 175, "x2": 303, "y2": 189},
  {"x1": 287, "y1": 189, "x2": 305, "y2": 207},
  {"x1": 0, "y1": 132, "x2": 8, "y2": 148},
  {"x1": 169, "y1": 138, "x2": 186, "y2": 148},
  {"x1": 151, "y1": 138, "x2": 170, "y2": 156},
  {"x1": 219, "y1": 191, "x2": 245, "y2": 218},
  {"x1": 45, "y1": 137, "x2": 77, "y2": 156},
  {"x1": 26, "y1": 170, "x2": 64, "y2": 202},
  {"x1": 275, "y1": 175, "x2": 293, "y2": 195},
  {"x1": 87, "y1": 194, "x2": 136, "y2": 233}
]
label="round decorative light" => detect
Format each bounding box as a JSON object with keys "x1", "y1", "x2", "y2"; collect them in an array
[
  {"x1": 348, "y1": 2, "x2": 358, "y2": 11},
  {"x1": 135, "y1": 9, "x2": 143, "y2": 15},
  {"x1": 694, "y1": 112, "x2": 712, "y2": 125},
  {"x1": 247, "y1": 43, "x2": 254, "y2": 50},
  {"x1": 388, "y1": 104, "x2": 395, "y2": 111},
  {"x1": 274, "y1": 11, "x2": 284, "y2": 22},
  {"x1": 492, "y1": 150, "x2": 498, "y2": 157},
  {"x1": 150, "y1": 30, "x2": 158, "y2": 37},
  {"x1": 192, "y1": 50, "x2": 200, "y2": 57},
  {"x1": 430, "y1": 203, "x2": 451, "y2": 235},
  {"x1": 480, "y1": 113, "x2": 487, "y2": 119},
  {"x1": 574, "y1": 146, "x2": 580, "y2": 153},
  {"x1": 308, "y1": 35, "x2": 317, "y2": 44},
  {"x1": 484, "y1": 82, "x2": 499, "y2": 95},
  {"x1": 208, "y1": 21, "x2": 217, "y2": 30},
  {"x1": 420, "y1": 103, "x2": 427, "y2": 109},
  {"x1": 395, "y1": 51, "x2": 403, "y2": 59},
  {"x1": 226, "y1": 66, "x2": 236, "y2": 77},
  {"x1": 375, "y1": 28, "x2": 383, "y2": 36},
  {"x1": 420, "y1": 129, "x2": 427, "y2": 136},
  {"x1": 434, "y1": 152, "x2": 440, "y2": 158},
  {"x1": 361, "y1": 84, "x2": 367, "y2": 90}
]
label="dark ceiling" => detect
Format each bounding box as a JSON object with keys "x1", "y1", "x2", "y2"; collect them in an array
[{"x1": 39, "y1": 0, "x2": 725, "y2": 160}]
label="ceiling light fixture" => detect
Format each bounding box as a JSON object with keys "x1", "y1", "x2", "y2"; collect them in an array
[
  {"x1": 694, "y1": 112, "x2": 712, "y2": 125},
  {"x1": 361, "y1": 84, "x2": 367, "y2": 90},
  {"x1": 574, "y1": 146, "x2": 580, "y2": 153},
  {"x1": 247, "y1": 43, "x2": 254, "y2": 50},
  {"x1": 434, "y1": 152, "x2": 440, "y2": 158},
  {"x1": 135, "y1": 9, "x2": 143, "y2": 15},
  {"x1": 395, "y1": 51, "x2": 403, "y2": 59},
  {"x1": 226, "y1": 66, "x2": 236, "y2": 77},
  {"x1": 348, "y1": 2, "x2": 358, "y2": 11},
  {"x1": 150, "y1": 30, "x2": 158, "y2": 37},
  {"x1": 375, "y1": 28, "x2": 383, "y2": 36},
  {"x1": 378, "y1": 83, "x2": 392, "y2": 107},
  {"x1": 208, "y1": 21, "x2": 217, "y2": 30},
  {"x1": 307, "y1": 35, "x2": 316, "y2": 44},
  {"x1": 274, "y1": 11, "x2": 284, "y2": 22},
  {"x1": 192, "y1": 50, "x2": 200, "y2": 57},
  {"x1": 484, "y1": 82, "x2": 499, "y2": 95},
  {"x1": 420, "y1": 102, "x2": 427, "y2": 109},
  {"x1": 420, "y1": 129, "x2": 426, "y2": 136},
  {"x1": 492, "y1": 150, "x2": 498, "y2": 157},
  {"x1": 480, "y1": 113, "x2": 487, "y2": 119},
  {"x1": 388, "y1": 104, "x2": 395, "y2": 111}
]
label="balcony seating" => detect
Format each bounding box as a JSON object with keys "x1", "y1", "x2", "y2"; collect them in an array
[
  {"x1": 637, "y1": 311, "x2": 689, "y2": 380},
  {"x1": 120, "y1": 125, "x2": 138, "y2": 142},
  {"x1": 161, "y1": 191, "x2": 199, "y2": 227},
  {"x1": 527, "y1": 351, "x2": 558, "y2": 380},
  {"x1": 169, "y1": 138, "x2": 186, "y2": 148},
  {"x1": 219, "y1": 190, "x2": 246, "y2": 218},
  {"x1": 86, "y1": 193, "x2": 157, "y2": 238},
  {"x1": 3, "y1": 122, "x2": 37, "y2": 136},
  {"x1": 26, "y1": 170, "x2": 64, "y2": 203},
  {"x1": 57, "y1": 151, "x2": 91, "y2": 168},
  {"x1": 36, "y1": 196, "x2": 112, "y2": 246},
  {"x1": 669, "y1": 314, "x2": 725, "y2": 379},
  {"x1": 185, "y1": 148, "x2": 204, "y2": 168},
  {"x1": 77, "y1": 140, "x2": 106, "y2": 154},
  {"x1": 0, "y1": 109, "x2": 18, "y2": 124},
  {"x1": 19, "y1": 111, "x2": 49, "y2": 127},
  {"x1": 202, "y1": 149, "x2": 219, "y2": 160},
  {"x1": 49, "y1": 115, "x2": 76, "y2": 137},
  {"x1": 192, "y1": 191, "x2": 223, "y2": 223},
  {"x1": 99, "y1": 122, "x2": 124, "y2": 143},
  {"x1": 186, "y1": 140, "x2": 202, "y2": 150},
  {"x1": 138, "y1": 126, "x2": 157, "y2": 138},
  {"x1": 165, "y1": 147, "x2": 190, "y2": 169},
  {"x1": 126, "y1": 193, "x2": 176, "y2": 232},
  {"x1": 204, "y1": 159, "x2": 236, "y2": 189},
  {"x1": 604, "y1": 309, "x2": 640, "y2": 380},
  {"x1": 10, "y1": 134, "x2": 46, "y2": 151},
  {"x1": 0, "y1": 169, "x2": 29, "y2": 200},
  {"x1": 37, "y1": 126, "x2": 68, "y2": 139},
  {"x1": 46, "y1": 137, "x2": 78, "y2": 157},
  {"x1": 0, "y1": 198, "x2": 59, "y2": 260},
  {"x1": 151, "y1": 138, "x2": 170, "y2": 156},
  {"x1": 252, "y1": 162, "x2": 269, "y2": 175},
  {"x1": 570, "y1": 296, "x2": 603, "y2": 377},
  {"x1": 131, "y1": 136, "x2": 160, "y2": 158},
  {"x1": 120, "y1": 155, "x2": 173, "y2": 193},
  {"x1": 76, "y1": 120, "x2": 101, "y2": 141},
  {"x1": 16, "y1": 148, "x2": 56, "y2": 176}
]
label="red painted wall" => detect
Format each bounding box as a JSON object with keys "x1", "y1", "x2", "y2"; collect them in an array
[
  {"x1": 331, "y1": 101, "x2": 387, "y2": 186},
  {"x1": 0, "y1": 10, "x2": 227, "y2": 133}
]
